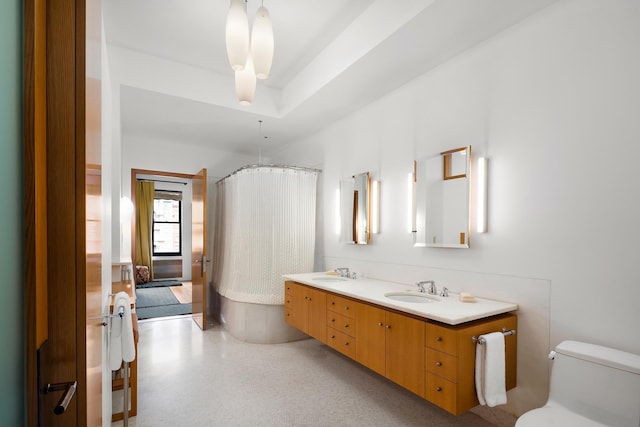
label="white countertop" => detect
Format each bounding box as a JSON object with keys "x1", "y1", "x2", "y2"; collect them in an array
[{"x1": 283, "y1": 272, "x2": 518, "y2": 326}]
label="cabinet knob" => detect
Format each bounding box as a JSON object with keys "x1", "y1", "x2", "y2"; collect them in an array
[
  {"x1": 345, "y1": 342, "x2": 350, "y2": 346},
  {"x1": 331, "y1": 335, "x2": 335, "y2": 339},
  {"x1": 436, "y1": 336, "x2": 443, "y2": 342},
  {"x1": 377, "y1": 322, "x2": 383, "y2": 326},
  {"x1": 386, "y1": 325, "x2": 391, "y2": 329},
  {"x1": 435, "y1": 361, "x2": 442, "y2": 367},
  {"x1": 331, "y1": 318, "x2": 335, "y2": 322},
  {"x1": 331, "y1": 301, "x2": 335, "y2": 305},
  {"x1": 344, "y1": 306, "x2": 349, "y2": 310},
  {"x1": 436, "y1": 386, "x2": 442, "y2": 392},
  {"x1": 344, "y1": 324, "x2": 349, "y2": 328}
]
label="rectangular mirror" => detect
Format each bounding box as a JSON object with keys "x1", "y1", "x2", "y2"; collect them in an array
[
  {"x1": 339, "y1": 172, "x2": 370, "y2": 245},
  {"x1": 412, "y1": 146, "x2": 471, "y2": 248}
]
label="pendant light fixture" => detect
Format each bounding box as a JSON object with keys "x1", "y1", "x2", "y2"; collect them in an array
[
  {"x1": 251, "y1": 4, "x2": 274, "y2": 79},
  {"x1": 226, "y1": 0, "x2": 274, "y2": 105},
  {"x1": 225, "y1": 0, "x2": 250, "y2": 71},
  {"x1": 235, "y1": 53, "x2": 256, "y2": 106}
]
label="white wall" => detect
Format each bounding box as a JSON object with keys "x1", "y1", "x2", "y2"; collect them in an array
[{"x1": 272, "y1": 0, "x2": 640, "y2": 417}]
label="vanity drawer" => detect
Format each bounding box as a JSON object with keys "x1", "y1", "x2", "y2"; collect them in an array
[
  {"x1": 327, "y1": 327, "x2": 356, "y2": 359},
  {"x1": 327, "y1": 294, "x2": 356, "y2": 318},
  {"x1": 426, "y1": 348, "x2": 458, "y2": 382},
  {"x1": 426, "y1": 323, "x2": 458, "y2": 356},
  {"x1": 327, "y1": 312, "x2": 355, "y2": 337},
  {"x1": 426, "y1": 372, "x2": 457, "y2": 414}
]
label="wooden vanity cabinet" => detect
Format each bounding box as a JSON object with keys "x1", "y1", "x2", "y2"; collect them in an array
[
  {"x1": 284, "y1": 281, "x2": 326, "y2": 343},
  {"x1": 425, "y1": 313, "x2": 517, "y2": 415},
  {"x1": 284, "y1": 281, "x2": 517, "y2": 415},
  {"x1": 355, "y1": 303, "x2": 425, "y2": 398}
]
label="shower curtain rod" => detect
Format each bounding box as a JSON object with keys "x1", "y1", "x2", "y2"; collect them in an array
[
  {"x1": 216, "y1": 164, "x2": 322, "y2": 184},
  {"x1": 137, "y1": 178, "x2": 188, "y2": 185}
]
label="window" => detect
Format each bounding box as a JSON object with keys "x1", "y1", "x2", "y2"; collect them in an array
[{"x1": 153, "y1": 192, "x2": 182, "y2": 256}]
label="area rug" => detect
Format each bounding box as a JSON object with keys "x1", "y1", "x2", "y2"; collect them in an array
[
  {"x1": 136, "y1": 279, "x2": 183, "y2": 289},
  {"x1": 135, "y1": 287, "x2": 192, "y2": 320},
  {"x1": 136, "y1": 303, "x2": 192, "y2": 320}
]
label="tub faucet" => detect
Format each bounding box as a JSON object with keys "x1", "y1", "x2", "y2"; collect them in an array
[
  {"x1": 335, "y1": 268, "x2": 350, "y2": 278},
  {"x1": 417, "y1": 280, "x2": 436, "y2": 294}
]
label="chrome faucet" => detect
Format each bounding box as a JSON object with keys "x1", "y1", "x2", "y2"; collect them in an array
[
  {"x1": 440, "y1": 287, "x2": 449, "y2": 297},
  {"x1": 335, "y1": 268, "x2": 350, "y2": 278},
  {"x1": 417, "y1": 280, "x2": 436, "y2": 294}
]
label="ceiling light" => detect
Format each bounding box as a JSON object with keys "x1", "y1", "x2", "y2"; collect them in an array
[
  {"x1": 226, "y1": 1, "x2": 274, "y2": 104},
  {"x1": 235, "y1": 53, "x2": 256, "y2": 106},
  {"x1": 251, "y1": 5, "x2": 274, "y2": 79},
  {"x1": 225, "y1": 0, "x2": 250, "y2": 71}
]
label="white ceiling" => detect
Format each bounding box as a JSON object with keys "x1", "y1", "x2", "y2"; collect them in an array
[{"x1": 104, "y1": 0, "x2": 559, "y2": 157}]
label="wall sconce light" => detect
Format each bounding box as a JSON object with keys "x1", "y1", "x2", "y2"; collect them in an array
[
  {"x1": 477, "y1": 157, "x2": 488, "y2": 233},
  {"x1": 371, "y1": 180, "x2": 380, "y2": 234},
  {"x1": 120, "y1": 196, "x2": 134, "y2": 224},
  {"x1": 407, "y1": 170, "x2": 415, "y2": 233},
  {"x1": 335, "y1": 188, "x2": 341, "y2": 236}
]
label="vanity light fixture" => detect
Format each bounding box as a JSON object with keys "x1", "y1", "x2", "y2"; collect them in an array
[
  {"x1": 226, "y1": 0, "x2": 274, "y2": 105},
  {"x1": 407, "y1": 163, "x2": 416, "y2": 233},
  {"x1": 335, "y1": 188, "x2": 341, "y2": 236},
  {"x1": 477, "y1": 157, "x2": 488, "y2": 233},
  {"x1": 371, "y1": 180, "x2": 380, "y2": 234}
]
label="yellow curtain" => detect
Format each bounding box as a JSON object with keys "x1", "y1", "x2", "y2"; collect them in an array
[{"x1": 135, "y1": 181, "x2": 155, "y2": 279}]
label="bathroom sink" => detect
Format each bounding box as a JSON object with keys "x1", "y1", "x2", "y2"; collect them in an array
[
  {"x1": 384, "y1": 292, "x2": 440, "y2": 303},
  {"x1": 311, "y1": 276, "x2": 348, "y2": 283}
]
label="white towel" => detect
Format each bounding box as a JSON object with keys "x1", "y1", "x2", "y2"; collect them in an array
[
  {"x1": 109, "y1": 291, "x2": 136, "y2": 371},
  {"x1": 475, "y1": 332, "x2": 507, "y2": 407}
]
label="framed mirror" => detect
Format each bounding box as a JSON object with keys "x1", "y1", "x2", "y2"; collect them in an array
[
  {"x1": 339, "y1": 172, "x2": 370, "y2": 245},
  {"x1": 412, "y1": 146, "x2": 471, "y2": 248}
]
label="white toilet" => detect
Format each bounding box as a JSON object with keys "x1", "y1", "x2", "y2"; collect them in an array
[{"x1": 516, "y1": 340, "x2": 640, "y2": 427}]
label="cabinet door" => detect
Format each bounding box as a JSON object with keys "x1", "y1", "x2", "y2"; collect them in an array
[
  {"x1": 355, "y1": 303, "x2": 386, "y2": 376},
  {"x1": 307, "y1": 287, "x2": 327, "y2": 342},
  {"x1": 286, "y1": 282, "x2": 308, "y2": 332},
  {"x1": 385, "y1": 312, "x2": 426, "y2": 398}
]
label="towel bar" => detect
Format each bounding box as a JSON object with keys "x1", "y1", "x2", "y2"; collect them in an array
[{"x1": 472, "y1": 328, "x2": 516, "y2": 345}]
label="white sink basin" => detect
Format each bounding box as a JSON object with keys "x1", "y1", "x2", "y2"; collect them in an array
[
  {"x1": 312, "y1": 276, "x2": 348, "y2": 282},
  {"x1": 384, "y1": 292, "x2": 440, "y2": 303}
]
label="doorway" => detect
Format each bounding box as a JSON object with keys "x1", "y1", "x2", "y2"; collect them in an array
[{"x1": 130, "y1": 168, "x2": 207, "y2": 328}]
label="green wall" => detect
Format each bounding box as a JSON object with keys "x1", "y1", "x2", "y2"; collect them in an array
[{"x1": 0, "y1": 0, "x2": 24, "y2": 425}]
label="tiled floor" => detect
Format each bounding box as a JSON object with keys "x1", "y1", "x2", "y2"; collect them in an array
[{"x1": 112, "y1": 316, "x2": 499, "y2": 427}]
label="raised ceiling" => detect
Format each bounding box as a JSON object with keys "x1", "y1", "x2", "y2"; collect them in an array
[{"x1": 104, "y1": 0, "x2": 559, "y2": 157}]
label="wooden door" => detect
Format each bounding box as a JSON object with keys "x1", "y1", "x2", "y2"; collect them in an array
[
  {"x1": 25, "y1": 0, "x2": 103, "y2": 425},
  {"x1": 355, "y1": 303, "x2": 386, "y2": 376},
  {"x1": 191, "y1": 168, "x2": 208, "y2": 330},
  {"x1": 385, "y1": 312, "x2": 426, "y2": 398}
]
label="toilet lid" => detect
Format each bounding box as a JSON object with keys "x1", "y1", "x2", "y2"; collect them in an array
[{"x1": 516, "y1": 406, "x2": 607, "y2": 427}]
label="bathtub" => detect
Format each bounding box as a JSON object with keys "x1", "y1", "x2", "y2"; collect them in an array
[{"x1": 213, "y1": 292, "x2": 307, "y2": 344}]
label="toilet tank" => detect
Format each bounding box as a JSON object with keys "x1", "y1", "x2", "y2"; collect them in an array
[{"x1": 548, "y1": 340, "x2": 640, "y2": 426}]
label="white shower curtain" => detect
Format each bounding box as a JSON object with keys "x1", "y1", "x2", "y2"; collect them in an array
[{"x1": 213, "y1": 166, "x2": 318, "y2": 305}]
